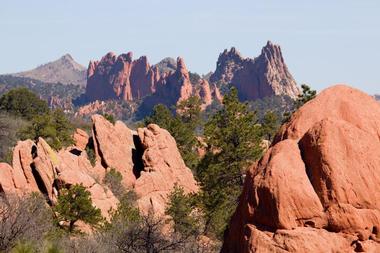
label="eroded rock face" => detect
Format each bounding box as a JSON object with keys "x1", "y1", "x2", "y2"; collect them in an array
[
  {"x1": 91, "y1": 114, "x2": 136, "y2": 187},
  {"x1": 0, "y1": 137, "x2": 118, "y2": 219},
  {"x1": 90, "y1": 115, "x2": 199, "y2": 216},
  {"x1": 222, "y1": 85, "x2": 380, "y2": 253},
  {"x1": 85, "y1": 52, "x2": 161, "y2": 102},
  {"x1": 73, "y1": 128, "x2": 89, "y2": 150},
  {"x1": 135, "y1": 124, "x2": 199, "y2": 215},
  {"x1": 210, "y1": 41, "x2": 299, "y2": 101}
]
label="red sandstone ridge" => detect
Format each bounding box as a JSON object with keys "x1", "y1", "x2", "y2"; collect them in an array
[
  {"x1": 222, "y1": 85, "x2": 380, "y2": 253},
  {"x1": 210, "y1": 41, "x2": 299, "y2": 101},
  {"x1": 85, "y1": 52, "x2": 161, "y2": 102},
  {"x1": 0, "y1": 114, "x2": 198, "y2": 222}
]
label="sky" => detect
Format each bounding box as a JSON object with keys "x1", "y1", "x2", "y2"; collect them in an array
[{"x1": 0, "y1": 0, "x2": 379, "y2": 93}]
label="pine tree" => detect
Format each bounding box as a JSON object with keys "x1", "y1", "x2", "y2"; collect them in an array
[
  {"x1": 166, "y1": 184, "x2": 199, "y2": 236},
  {"x1": 54, "y1": 184, "x2": 103, "y2": 232},
  {"x1": 197, "y1": 87, "x2": 263, "y2": 238},
  {"x1": 295, "y1": 84, "x2": 317, "y2": 109},
  {"x1": 262, "y1": 111, "x2": 279, "y2": 141}
]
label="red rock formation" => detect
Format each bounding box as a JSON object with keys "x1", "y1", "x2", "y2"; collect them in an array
[
  {"x1": 91, "y1": 114, "x2": 136, "y2": 187},
  {"x1": 135, "y1": 124, "x2": 199, "y2": 214},
  {"x1": 73, "y1": 128, "x2": 89, "y2": 150},
  {"x1": 85, "y1": 52, "x2": 161, "y2": 102},
  {"x1": 0, "y1": 114, "x2": 198, "y2": 220},
  {"x1": 222, "y1": 85, "x2": 380, "y2": 253},
  {"x1": 0, "y1": 137, "x2": 118, "y2": 219},
  {"x1": 210, "y1": 41, "x2": 299, "y2": 101},
  {"x1": 137, "y1": 57, "x2": 194, "y2": 116},
  {"x1": 90, "y1": 115, "x2": 199, "y2": 216},
  {"x1": 195, "y1": 79, "x2": 212, "y2": 110}
]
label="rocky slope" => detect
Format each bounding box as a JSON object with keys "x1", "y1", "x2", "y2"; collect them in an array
[
  {"x1": 221, "y1": 85, "x2": 380, "y2": 252},
  {"x1": 12, "y1": 54, "x2": 86, "y2": 87},
  {"x1": 0, "y1": 114, "x2": 198, "y2": 220},
  {"x1": 210, "y1": 41, "x2": 299, "y2": 101}
]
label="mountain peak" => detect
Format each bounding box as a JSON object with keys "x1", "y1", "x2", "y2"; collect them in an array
[
  {"x1": 11, "y1": 54, "x2": 86, "y2": 87},
  {"x1": 60, "y1": 53, "x2": 74, "y2": 61}
]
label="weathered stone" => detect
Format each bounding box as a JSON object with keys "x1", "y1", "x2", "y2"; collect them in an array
[{"x1": 222, "y1": 85, "x2": 380, "y2": 252}]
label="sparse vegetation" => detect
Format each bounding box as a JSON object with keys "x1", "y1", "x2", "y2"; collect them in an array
[
  {"x1": 0, "y1": 193, "x2": 53, "y2": 252},
  {"x1": 104, "y1": 168, "x2": 125, "y2": 199}
]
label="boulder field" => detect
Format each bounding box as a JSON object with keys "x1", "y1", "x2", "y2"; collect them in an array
[
  {"x1": 222, "y1": 85, "x2": 380, "y2": 253},
  {"x1": 0, "y1": 115, "x2": 198, "y2": 220}
]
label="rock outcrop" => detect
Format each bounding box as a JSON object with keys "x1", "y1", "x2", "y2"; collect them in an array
[
  {"x1": 91, "y1": 114, "x2": 136, "y2": 187},
  {"x1": 85, "y1": 52, "x2": 161, "y2": 102},
  {"x1": 0, "y1": 114, "x2": 198, "y2": 219},
  {"x1": 135, "y1": 124, "x2": 199, "y2": 214},
  {"x1": 90, "y1": 115, "x2": 199, "y2": 215},
  {"x1": 0, "y1": 138, "x2": 118, "y2": 219},
  {"x1": 210, "y1": 41, "x2": 299, "y2": 101},
  {"x1": 222, "y1": 85, "x2": 380, "y2": 253}
]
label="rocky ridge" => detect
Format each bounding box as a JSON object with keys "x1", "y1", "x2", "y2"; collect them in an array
[
  {"x1": 221, "y1": 85, "x2": 380, "y2": 252},
  {"x1": 0, "y1": 114, "x2": 198, "y2": 221}
]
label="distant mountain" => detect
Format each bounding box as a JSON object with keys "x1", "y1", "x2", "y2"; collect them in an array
[{"x1": 11, "y1": 54, "x2": 86, "y2": 87}]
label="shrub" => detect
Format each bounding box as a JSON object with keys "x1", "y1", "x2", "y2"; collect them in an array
[
  {"x1": 104, "y1": 168, "x2": 125, "y2": 199},
  {"x1": 0, "y1": 193, "x2": 53, "y2": 252}
]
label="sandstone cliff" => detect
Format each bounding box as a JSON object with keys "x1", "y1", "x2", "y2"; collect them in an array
[
  {"x1": 210, "y1": 41, "x2": 299, "y2": 101},
  {"x1": 222, "y1": 85, "x2": 380, "y2": 253}
]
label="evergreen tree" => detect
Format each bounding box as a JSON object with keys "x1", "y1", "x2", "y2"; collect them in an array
[
  {"x1": 176, "y1": 95, "x2": 202, "y2": 130},
  {"x1": 197, "y1": 87, "x2": 263, "y2": 238},
  {"x1": 165, "y1": 184, "x2": 199, "y2": 236},
  {"x1": 19, "y1": 109, "x2": 74, "y2": 150},
  {"x1": 54, "y1": 184, "x2": 103, "y2": 232},
  {"x1": 0, "y1": 87, "x2": 49, "y2": 120},
  {"x1": 295, "y1": 84, "x2": 317, "y2": 109},
  {"x1": 262, "y1": 111, "x2": 279, "y2": 141}
]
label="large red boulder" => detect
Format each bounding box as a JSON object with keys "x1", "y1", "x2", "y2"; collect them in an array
[{"x1": 222, "y1": 85, "x2": 380, "y2": 252}]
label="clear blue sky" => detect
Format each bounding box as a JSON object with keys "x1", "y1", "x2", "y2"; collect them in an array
[{"x1": 1, "y1": 0, "x2": 379, "y2": 93}]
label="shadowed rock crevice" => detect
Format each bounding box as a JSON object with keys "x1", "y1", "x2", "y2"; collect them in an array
[
  {"x1": 69, "y1": 148, "x2": 82, "y2": 156},
  {"x1": 30, "y1": 162, "x2": 49, "y2": 201},
  {"x1": 297, "y1": 138, "x2": 326, "y2": 208},
  {"x1": 132, "y1": 134, "x2": 144, "y2": 179},
  {"x1": 90, "y1": 127, "x2": 107, "y2": 168}
]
